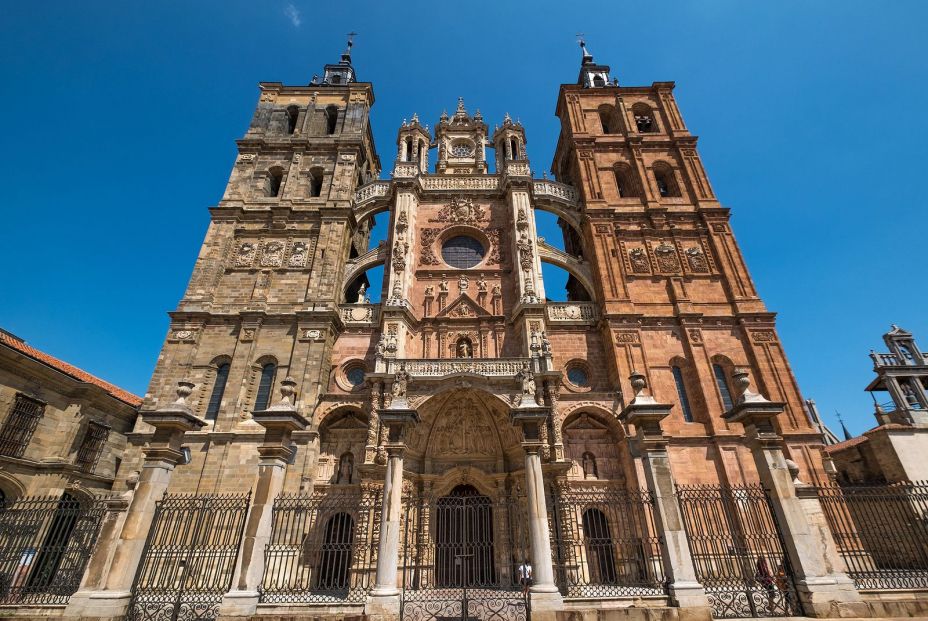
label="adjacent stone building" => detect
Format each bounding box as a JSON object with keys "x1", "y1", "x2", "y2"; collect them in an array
[
  {"x1": 826, "y1": 326, "x2": 928, "y2": 484},
  {"x1": 0, "y1": 329, "x2": 139, "y2": 502}
]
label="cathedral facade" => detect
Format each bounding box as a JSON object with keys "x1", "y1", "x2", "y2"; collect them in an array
[{"x1": 50, "y1": 43, "x2": 922, "y2": 621}]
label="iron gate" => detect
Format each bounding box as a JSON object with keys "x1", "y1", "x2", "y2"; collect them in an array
[
  {"x1": 260, "y1": 487, "x2": 381, "y2": 603},
  {"x1": 0, "y1": 493, "x2": 106, "y2": 605},
  {"x1": 816, "y1": 481, "x2": 928, "y2": 590},
  {"x1": 677, "y1": 485, "x2": 800, "y2": 618},
  {"x1": 550, "y1": 486, "x2": 666, "y2": 599},
  {"x1": 400, "y1": 485, "x2": 529, "y2": 621},
  {"x1": 128, "y1": 493, "x2": 249, "y2": 621}
]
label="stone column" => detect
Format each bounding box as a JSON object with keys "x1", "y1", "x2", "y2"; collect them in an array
[
  {"x1": 367, "y1": 389, "x2": 419, "y2": 617},
  {"x1": 510, "y1": 402, "x2": 562, "y2": 615},
  {"x1": 619, "y1": 372, "x2": 710, "y2": 613},
  {"x1": 724, "y1": 370, "x2": 862, "y2": 618},
  {"x1": 219, "y1": 377, "x2": 309, "y2": 618},
  {"x1": 81, "y1": 381, "x2": 206, "y2": 618},
  {"x1": 64, "y1": 476, "x2": 137, "y2": 617}
]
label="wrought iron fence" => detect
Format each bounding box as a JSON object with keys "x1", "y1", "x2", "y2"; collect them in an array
[
  {"x1": 550, "y1": 485, "x2": 665, "y2": 599},
  {"x1": 0, "y1": 493, "x2": 106, "y2": 605},
  {"x1": 816, "y1": 481, "x2": 928, "y2": 590},
  {"x1": 677, "y1": 485, "x2": 800, "y2": 618},
  {"x1": 400, "y1": 485, "x2": 529, "y2": 621},
  {"x1": 260, "y1": 486, "x2": 381, "y2": 604},
  {"x1": 128, "y1": 493, "x2": 250, "y2": 621}
]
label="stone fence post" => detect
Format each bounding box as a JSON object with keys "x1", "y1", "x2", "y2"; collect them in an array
[
  {"x1": 619, "y1": 372, "x2": 710, "y2": 615},
  {"x1": 219, "y1": 377, "x2": 309, "y2": 619},
  {"x1": 724, "y1": 370, "x2": 862, "y2": 618}
]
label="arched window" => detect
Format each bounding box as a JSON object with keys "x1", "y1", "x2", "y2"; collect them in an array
[
  {"x1": 265, "y1": 167, "x2": 283, "y2": 197},
  {"x1": 325, "y1": 105, "x2": 338, "y2": 135},
  {"x1": 329, "y1": 74, "x2": 342, "y2": 85},
  {"x1": 632, "y1": 103, "x2": 657, "y2": 133},
  {"x1": 653, "y1": 163, "x2": 680, "y2": 198},
  {"x1": 336, "y1": 452, "x2": 354, "y2": 484},
  {"x1": 309, "y1": 167, "x2": 323, "y2": 197},
  {"x1": 713, "y1": 364, "x2": 734, "y2": 411},
  {"x1": 315, "y1": 513, "x2": 354, "y2": 590},
  {"x1": 286, "y1": 105, "x2": 299, "y2": 134},
  {"x1": 614, "y1": 163, "x2": 639, "y2": 198},
  {"x1": 205, "y1": 363, "x2": 230, "y2": 421},
  {"x1": 255, "y1": 362, "x2": 277, "y2": 411},
  {"x1": 672, "y1": 366, "x2": 694, "y2": 423},
  {"x1": 510, "y1": 137, "x2": 519, "y2": 160},
  {"x1": 592, "y1": 75, "x2": 606, "y2": 88},
  {"x1": 598, "y1": 105, "x2": 616, "y2": 134},
  {"x1": 582, "y1": 508, "x2": 617, "y2": 585}
]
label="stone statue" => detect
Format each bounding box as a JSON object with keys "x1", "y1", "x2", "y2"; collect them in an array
[
  {"x1": 491, "y1": 284, "x2": 502, "y2": 296},
  {"x1": 356, "y1": 283, "x2": 367, "y2": 304},
  {"x1": 336, "y1": 452, "x2": 354, "y2": 484},
  {"x1": 375, "y1": 333, "x2": 387, "y2": 357},
  {"x1": 424, "y1": 285, "x2": 434, "y2": 297},
  {"x1": 457, "y1": 339, "x2": 473, "y2": 358},
  {"x1": 516, "y1": 363, "x2": 536, "y2": 404},
  {"x1": 392, "y1": 364, "x2": 410, "y2": 398},
  {"x1": 541, "y1": 331, "x2": 552, "y2": 356},
  {"x1": 439, "y1": 278, "x2": 449, "y2": 294},
  {"x1": 458, "y1": 275, "x2": 469, "y2": 294},
  {"x1": 582, "y1": 452, "x2": 598, "y2": 479},
  {"x1": 477, "y1": 277, "x2": 488, "y2": 292}
]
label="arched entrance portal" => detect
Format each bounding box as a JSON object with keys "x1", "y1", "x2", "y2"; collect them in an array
[{"x1": 435, "y1": 485, "x2": 494, "y2": 588}]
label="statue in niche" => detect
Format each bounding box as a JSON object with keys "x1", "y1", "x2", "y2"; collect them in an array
[
  {"x1": 392, "y1": 364, "x2": 410, "y2": 398},
  {"x1": 581, "y1": 451, "x2": 598, "y2": 479},
  {"x1": 457, "y1": 338, "x2": 473, "y2": 358},
  {"x1": 336, "y1": 452, "x2": 354, "y2": 484},
  {"x1": 477, "y1": 277, "x2": 488, "y2": 293},
  {"x1": 516, "y1": 362, "x2": 536, "y2": 404},
  {"x1": 458, "y1": 275, "x2": 469, "y2": 294},
  {"x1": 439, "y1": 277, "x2": 449, "y2": 294}
]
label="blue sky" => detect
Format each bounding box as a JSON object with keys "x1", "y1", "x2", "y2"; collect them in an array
[{"x1": 1, "y1": 1, "x2": 926, "y2": 436}]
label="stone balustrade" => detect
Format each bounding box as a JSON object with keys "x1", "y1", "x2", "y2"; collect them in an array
[
  {"x1": 532, "y1": 180, "x2": 580, "y2": 206},
  {"x1": 546, "y1": 302, "x2": 597, "y2": 323},
  {"x1": 385, "y1": 357, "x2": 529, "y2": 378},
  {"x1": 353, "y1": 181, "x2": 391, "y2": 204}
]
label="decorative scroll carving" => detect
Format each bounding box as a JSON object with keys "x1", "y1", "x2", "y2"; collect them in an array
[
  {"x1": 384, "y1": 358, "x2": 528, "y2": 378},
  {"x1": 614, "y1": 331, "x2": 640, "y2": 343},
  {"x1": 486, "y1": 228, "x2": 504, "y2": 265},
  {"x1": 420, "y1": 228, "x2": 441, "y2": 265},
  {"x1": 435, "y1": 196, "x2": 485, "y2": 224},
  {"x1": 751, "y1": 330, "x2": 777, "y2": 343}
]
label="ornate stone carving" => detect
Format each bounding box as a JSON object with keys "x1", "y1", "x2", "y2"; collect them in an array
[
  {"x1": 614, "y1": 330, "x2": 640, "y2": 343},
  {"x1": 431, "y1": 399, "x2": 496, "y2": 456},
  {"x1": 751, "y1": 330, "x2": 777, "y2": 343},
  {"x1": 654, "y1": 243, "x2": 681, "y2": 273},
  {"x1": 391, "y1": 240, "x2": 408, "y2": 273},
  {"x1": 420, "y1": 228, "x2": 441, "y2": 265},
  {"x1": 485, "y1": 228, "x2": 503, "y2": 265},
  {"x1": 171, "y1": 330, "x2": 196, "y2": 342},
  {"x1": 547, "y1": 303, "x2": 597, "y2": 322},
  {"x1": 420, "y1": 176, "x2": 499, "y2": 191},
  {"x1": 301, "y1": 328, "x2": 322, "y2": 340},
  {"x1": 261, "y1": 242, "x2": 284, "y2": 267},
  {"x1": 237, "y1": 153, "x2": 256, "y2": 164},
  {"x1": 517, "y1": 234, "x2": 534, "y2": 271},
  {"x1": 685, "y1": 247, "x2": 709, "y2": 273},
  {"x1": 235, "y1": 242, "x2": 257, "y2": 268},
  {"x1": 435, "y1": 197, "x2": 485, "y2": 224},
  {"x1": 457, "y1": 275, "x2": 469, "y2": 294},
  {"x1": 629, "y1": 248, "x2": 650, "y2": 274},
  {"x1": 288, "y1": 241, "x2": 308, "y2": 267}
]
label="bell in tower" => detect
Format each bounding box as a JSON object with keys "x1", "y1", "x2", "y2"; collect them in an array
[{"x1": 434, "y1": 98, "x2": 488, "y2": 175}]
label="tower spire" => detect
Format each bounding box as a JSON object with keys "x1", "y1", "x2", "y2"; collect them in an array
[
  {"x1": 342, "y1": 31, "x2": 357, "y2": 63},
  {"x1": 577, "y1": 33, "x2": 593, "y2": 64}
]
